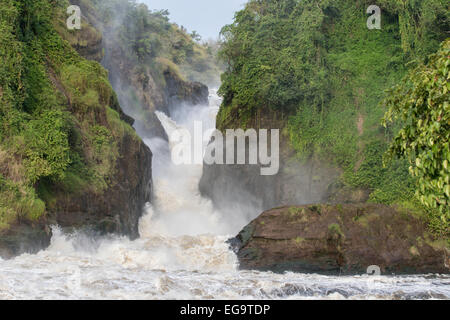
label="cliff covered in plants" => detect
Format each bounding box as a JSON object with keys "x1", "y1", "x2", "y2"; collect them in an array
[
  {"x1": 72, "y1": 0, "x2": 222, "y2": 138},
  {"x1": 0, "y1": 0, "x2": 225, "y2": 258},
  {"x1": 201, "y1": 0, "x2": 449, "y2": 239},
  {"x1": 0, "y1": 0, "x2": 153, "y2": 257}
]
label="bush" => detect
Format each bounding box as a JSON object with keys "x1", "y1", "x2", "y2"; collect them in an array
[
  {"x1": 383, "y1": 39, "x2": 450, "y2": 230},
  {"x1": 218, "y1": 0, "x2": 448, "y2": 236},
  {"x1": 22, "y1": 110, "x2": 72, "y2": 184}
]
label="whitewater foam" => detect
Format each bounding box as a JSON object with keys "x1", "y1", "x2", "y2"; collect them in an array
[{"x1": 0, "y1": 89, "x2": 449, "y2": 300}]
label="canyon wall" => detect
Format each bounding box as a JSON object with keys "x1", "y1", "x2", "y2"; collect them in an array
[{"x1": 0, "y1": 0, "x2": 212, "y2": 258}]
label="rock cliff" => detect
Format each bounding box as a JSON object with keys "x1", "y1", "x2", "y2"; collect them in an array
[
  {"x1": 0, "y1": 0, "x2": 152, "y2": 258},
  {"x1": 72, "y1": 0, "x2": 210, "y2": 139},
  {"x1": 0, "y1": 0, "x2": 212, "y2": 258}
]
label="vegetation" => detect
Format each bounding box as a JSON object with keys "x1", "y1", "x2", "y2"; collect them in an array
[
  {"x1": 0, "y1": 0, "x2": 137, "y2": 231},
  {"x1": 0, "y1": 0, "x2": 447, "y2": 244},
  {"x1": 217, "y1": 0, "x2": 449, "y2": 235},
  {"x1": 0, "y1": 0, "x2": 224, "y2": 233},
  {"x1": 383, "y1": 39, "x2": 450, "y2": 235},
  {"x1": 85, "y1": 0, "x2": 224, "y2": 86}
]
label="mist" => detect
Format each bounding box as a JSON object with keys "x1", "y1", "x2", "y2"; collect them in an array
[
  {"x1": 80, "y1": 0, "x2": 260, "y2": 236},
  {"x1": 144, "y1": 90, "x2": 262, "y2": 236}
]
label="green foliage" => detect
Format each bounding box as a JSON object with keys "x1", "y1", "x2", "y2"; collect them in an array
[
  {"x1": 344, "y1": 140, "x2": 417, "y2": 205},
  {"x1": 328, "y1": 223, "x2": 345, "y2": 242},
  {"x1": 288, "y1": 104, "x2": 358, "y2": 168},
  {"x1": 0, "y1": 1, "x2": 25, "y2": 139},
  {"x1": 382, "y1": 39, "x2": 450, "y2": 230},
  {"x1": 0, "y1": 0, "x2": 141, "y2": 229},
  {"x1": 89, "y1": 0, "x2": 222, "y2": 86},
  {"x1": 218, "y1": 0, "x2": 448, "y2": 235},
  {"x1": 219, "y1": 0, "x2": 331, "y2": 115},
  {"x1": 106, "y1": 107, "x2": 138, "y2": 140},
  {"x1": 60, "y1": 60, "x2": 114, "y2": 113},
  {"x1": 377, "y1": 0, "x2": 449, "y2": 58},
  {"x1": 0, "y1": 174, "x2": 45, "y2": 231},
  {"x1": 22, "y1": 110, "x2": 72, "y2": 184}
]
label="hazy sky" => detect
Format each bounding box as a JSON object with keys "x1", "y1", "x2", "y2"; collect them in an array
[{"x1": 139, "y1": 0, "x2": 247, "y2": 40}]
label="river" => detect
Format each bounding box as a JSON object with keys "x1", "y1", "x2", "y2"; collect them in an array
[{"x1": 0, "y1": 90, "x2": 449, "y2": 300}]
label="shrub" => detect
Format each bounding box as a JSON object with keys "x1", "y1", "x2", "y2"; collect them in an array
[
  {"x1": 383, "y1": 39, "x2": 450, "y2": 233},
  {"x1": 23, "y1": 110, "x2": 72, "y2": 184}
]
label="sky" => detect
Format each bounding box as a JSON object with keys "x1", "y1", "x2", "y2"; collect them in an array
[{"x1": 139, "y1": 0, "x2": 248, "y2": 40}]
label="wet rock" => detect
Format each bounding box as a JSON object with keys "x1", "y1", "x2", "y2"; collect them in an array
[
  {"x1": 48, "y1": 133, "x2": 152, "y2": 240},
  {"x1": 0, "y1": 220, "x2": 51, "y2": 259},
  {"x1": 164, "y1": 69, "x2": 209, "y2": 108},
  {"x1": 226, "y1": 237, "x2": 242, "y2": 254},
  {"x1": 233, "y1": 204, "x2": 450, "y2": 275},
  {"x1": 199, "y1": 107, "x2": 343, "y2": 221}
]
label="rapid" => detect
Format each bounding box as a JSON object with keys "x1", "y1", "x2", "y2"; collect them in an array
[{"x1": 0, "y1": 90, "x2": 449, "y2": 300}]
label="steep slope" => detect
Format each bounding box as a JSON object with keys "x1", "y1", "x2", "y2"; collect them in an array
[
  {"x1": 0, "y1": 0, "x2": 152, "y2": 257},
  {"x1": 71, "y1": 0, "x2": 218, "y2": 138},
  {"x1": 201, "y1": 0, "x2": 449, "y2": 232}
]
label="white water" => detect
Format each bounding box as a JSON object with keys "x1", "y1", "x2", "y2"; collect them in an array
[{"x1": 0, "y1": 90, "x2": 449, "y2": 300}]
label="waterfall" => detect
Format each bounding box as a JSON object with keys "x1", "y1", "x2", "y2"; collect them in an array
[
  {"x1": 0, "y1": 90, "x2": 448, "y2": 300},
  {"x1": 141, "y1": 89, "x2": 251, "y2": 236}
]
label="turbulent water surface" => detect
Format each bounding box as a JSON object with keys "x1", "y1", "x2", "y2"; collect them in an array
[{"x1": 0, "y1": 90, "x2": 449, "y2": 300}]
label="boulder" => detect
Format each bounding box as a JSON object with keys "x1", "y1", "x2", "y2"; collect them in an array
[{"x1": 232, "y1": 204, "x2": 450, "y2": 274}]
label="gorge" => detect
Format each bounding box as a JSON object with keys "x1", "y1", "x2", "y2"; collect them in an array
[{"x1": 0, "y1": 0, "x2": 449, "y2": 299}]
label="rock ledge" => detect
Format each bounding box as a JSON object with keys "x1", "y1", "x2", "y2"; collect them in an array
[{"x1": 232, "y1": 204, "x2": 449, "y2": 275}]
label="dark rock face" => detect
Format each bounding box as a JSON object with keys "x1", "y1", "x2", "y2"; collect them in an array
[
  {"x1": 70, "y1": 24, "x2": 104, "y2": 62},
  {"x1": 0, "y1": 128, "x2": 152, "y2": 259},
  {"x1": 0, "y1": 10, "x2": 153, "y2": 259},
  {"x1": 200, "y1": 98, "x2": 370, "y2": 220},
  {"x1": 0, "y1": 221, "x2": 51, "y2": 259},
  {"x1": 87, "y1": 17, "x2": 209, "y2": 140},
  {"x1": 102, "y1": 54, "x2": 209, "y2": 139},
  {"x1": 164, "y1": 70, "x2": 209, "y2": 108},
  {"x1": 200, "y1": 158, "x2": 340, "y2": 217},
  {"x1": 0, "y1": 1, "x2": 208, "y2": 259},
  {"x1": 48, "y1": 5, "x2": 153, "y2": 241},
  {"x1": 199, "y1": 105, "x2": 346, "y2": 222},
  {"x1": 49, "y1": 134, "x2": 152, "y2": 240},
  {"x1": 233, "y1": 204, "x2": 450, "y2": 274}
]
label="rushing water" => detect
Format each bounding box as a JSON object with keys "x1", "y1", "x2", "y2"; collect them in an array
[{"x1": 0, "y1": 90, "x2": 449, "y2": 300}]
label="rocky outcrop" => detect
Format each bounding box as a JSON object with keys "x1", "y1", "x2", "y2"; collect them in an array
[
  {"x1": 232, "y1": 204, "x2": 450, "y2": 274},
  {"x1": 66, "y1": 23, "x2": 103, "y2": 62},
  {"x1": 47, "y1": 7, "x2": 153, "y2": 242},
  {"x1": 0, "y1": 220, "x2": 51, "y2": 259},
  {"x1": 164, "y1": 69, "x2": 209, "y2": 108},
  {"x1": 55, "y1": 1, "x2": 104, "y2": 62},
  {"x1": 0, "y1": 73, "x2": 152, "y2": 260},
  {"x1": 0, "y1": 0, "x2": 208, "y2": 258},
  {"x1": 48, "y1": 133, "x2": 152, "y2": 240},
  {"x1": 0, "y1": 2, "x2": 153, "y2": 259},
  {"x1": 200, "y1": 155, "x2": 341, "y2": 216},
  {"x1": 102, "y1": 45, "x2": 209, "y2": 139},
  {"x1": 72, "y1": 0, "x2": 209, "y2": 139},
  {"x1": 200, "y1": 108, "x2": 343, "y2": 217}
]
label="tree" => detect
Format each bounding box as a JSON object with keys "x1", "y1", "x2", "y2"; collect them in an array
[
  {"x1": 190, "y1": 30, "x2": 201, "y2": 42},
  {"x1": 383, "y1": 39, "x2": 449, "y2": 222}
]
